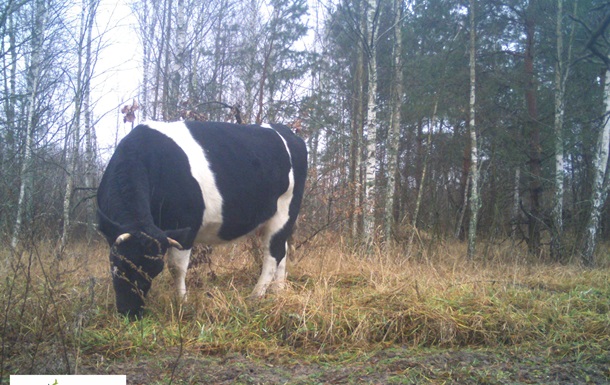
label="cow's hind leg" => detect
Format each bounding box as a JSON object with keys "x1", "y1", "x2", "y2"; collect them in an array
[
  {"x1": 167, "y1": 248, "x2": 191, "y2": 300},
  {"x1": 251, "y1": 224, "x2": 292, "y2": 298}
]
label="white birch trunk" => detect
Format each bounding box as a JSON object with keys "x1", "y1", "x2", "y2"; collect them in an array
[
  {"x1": 161, "y1": 0, "x2": 173, "y2": 120},
  {"x1": 84, "y1": 0, "x2": 97, "y2": 236},
  {"x1": 12, "y1": 0, "x2": 46, "y2": 248},
  {"x1": 581, "y1": 67, "x2": 610, "y2": 266},
  {"x1": 141, "y1": 0, "x2": 150, "y2": 120},
  {"x1": 61, "y1": 0, "x2": 87, "y2": 248},
  {"x1": 466, "y1": 0, "x2": 480, "y2": 259},
  {"x1": 363, "y1": 0, "x2": 379, "y2": 242},
  {"x1": 551, "y1": 0, "x2": 576, "y2": 261},
  {"x1": 168, "y1": 0, "x2": 185, "y2": 119},
  {"x1": 384, "y1": 0, "x2": 403, "y2": 242},
  {"x1": 551, "y1": 0, "x2": 565, "y2": 261}
]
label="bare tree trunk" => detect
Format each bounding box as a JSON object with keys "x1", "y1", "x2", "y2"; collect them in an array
[
  {"x1": 524, "y1": 1, "x2": 542, "y2": 256},
  {"x1": 1, "y1": 9, "x2": 17, "y2": 174},
  {"x1": 581, "y1": 68, "x2": 610, "y2": 267},
  {"x1": 141, "y1": 0, "x2": 150, "y2": 120},
  {"x1": 551, "y1": 0, "x2": 576, "y2": 261},
  {"x1": 407, "y1": 99, "x2": 438, "y2": 255},
  {"x1": 168, "y1": 0, "x2": 185, "y2": 120},
  {"x1": 255, "y1": 39, "x2": 273, "y2": 124},
  {"x1": 551, "y1": 0, "x2": 565, "y2": 261},
  {"x1": 384, "y1": 0, "x2": 403, "y2": 242},
  {"x1": 466, "y1": 0, "x2": 480, "y2": 260},
  {"x1": 61, "y1": 0, "x2": 88, "y2": 249},
  {"x1": 162, "y1": 0, "x2": 173, "y2": 120},
  {"x1": 12, "y1": 0, "x2": 46, "y2": 248},
  {"x1": 455, "y1": 170, "x2": 470, "y2": 239},
  {"x1": 152, "y1": 0, "x2": 169, "y2": 120},
  {"x1": 511, "y1": 167, "x2": 521, "y2": 239},
  {"x1": 349, "y1": 20, "x2": 365, "y2": 239},
  {"x1": 61, "y1": 0, "x2": 99, "y2": 246},
  {"x1": 84, "y1": 0, "x2": 98, "y2": 237},
  {"x1": 363, "y1": 0, "x2": 379, "y2": 243}
]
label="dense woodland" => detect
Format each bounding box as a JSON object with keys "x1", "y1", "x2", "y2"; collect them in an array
[{"x1": 2, "y1": 0, "x2": 610, "y2": 265}]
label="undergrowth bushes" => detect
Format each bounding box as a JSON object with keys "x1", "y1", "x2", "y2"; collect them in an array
[{"x1": 1, "y1": 235, "x2": 609, "y2": 377}]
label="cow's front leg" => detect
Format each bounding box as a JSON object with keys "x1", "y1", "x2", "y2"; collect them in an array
[{"x1": 167, "y1": 248, "x2": 191, "y2": 300}]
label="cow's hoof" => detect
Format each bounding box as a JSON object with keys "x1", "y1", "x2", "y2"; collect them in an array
[
  {"x1": 270, "y1": 281, "x2": 287, "y2": 294},
  {"x1": 248, "y1": 287, "x2": 267, "y2": 301}
]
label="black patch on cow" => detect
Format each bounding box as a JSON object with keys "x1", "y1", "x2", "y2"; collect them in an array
[
  {"x1": 184, "y1": 121, "x2": 293, "y2": 241},
  {"x1": 98, "y1": 126, "x2": 203, "y2": 248}
]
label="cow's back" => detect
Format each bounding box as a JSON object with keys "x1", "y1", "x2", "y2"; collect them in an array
[{"x1": 99, "y1": 121, "x2": 307, "y2": 248}]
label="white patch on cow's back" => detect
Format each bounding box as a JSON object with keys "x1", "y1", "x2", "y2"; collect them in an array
[
  {"x1": 144, "y1": 121, "x2": 224, "y2": 243},
  {"x1": 261, "y1": 123, "x2": 295, "y2": 237}
]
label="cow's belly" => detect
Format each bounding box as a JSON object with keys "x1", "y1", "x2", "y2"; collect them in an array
[
  {"x1": 194, "y1": 222, "x2": 225, "y2": 244},
  {"x1": 194, "y1": 215, "x2": 270, "y2": 245}
]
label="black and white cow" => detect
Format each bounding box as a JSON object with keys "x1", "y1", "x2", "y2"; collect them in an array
[{"x1": 97, "y1": 121, "x2": 307, "y2": 317}]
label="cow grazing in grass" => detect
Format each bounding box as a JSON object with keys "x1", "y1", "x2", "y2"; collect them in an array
[{"x1": 97, "y1": 121, "x2": 307, "y2": 318}]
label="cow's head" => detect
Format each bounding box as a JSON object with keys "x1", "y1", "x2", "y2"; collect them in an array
[{"x1": 98, "y1": 210, "x2": 190, "y2": 318}]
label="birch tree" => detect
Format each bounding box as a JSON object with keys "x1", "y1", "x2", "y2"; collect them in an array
[
  {"x1": 61, "y1": 0, "x2": 99, "y2": 248},
  {"x1": 383, "y1": 0, "x2": 403, "y2": 242},
  {"x1": 363, "y1": 0, "x2": 379, "y2": 242},
  {"x1": 550, "y1": 0, "x2": 576, "y2": 261},
  {"x1": 524, "y1": 0, "x2": 542, "y2": 256},
  {"x1": 167, "y1": 0, "x2": 185, "y2": 120},
  {"x1": 467, "y1": 0, "x2": 480, "y2": 259},
  {"x1": 348, "y1": 0, "x2": 366, "y2": 239},
  {"x1": 550, "y1": 0, "x2": 566, "y2": 261},
  {"x1": 83, "y1": 0, "x2": 98, "y2": 236},
  {"x1": 581, "y1": 11, "x2": 610, "y2": 266},
  {"x1": 12, "y1": 0, "x2": 46, "y2": 248},
  {"x1": 581, "y1": 68, "x2": 610, "y2": 266},
  {"x1": 1, "y1": 1, "x2": 19, "y2": 183}
]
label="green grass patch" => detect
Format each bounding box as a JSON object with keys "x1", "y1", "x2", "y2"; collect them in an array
[{"x1": 1, "y1": 239, "x2": 609, "y2": 381}]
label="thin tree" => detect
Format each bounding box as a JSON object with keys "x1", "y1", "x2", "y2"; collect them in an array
[
  {"x1": 363, "y1": 0, "x2": 379, "y2": 243},
  {"x1": 83, "y1": 0, "x2": 99, "y2": 237},
  {"x1": 384, "y1": 0, "x2": 403, "y2": 242},
  {"x1": 467, "y1": 0, "x2": 480, "y2": 259},
  {"x1": 167, "y1": 0, "x2": 185, "y2": 120},
  {"x1": 524, "y1": 0, "x2": 543, "y2": 257},
  {"x1": 550, "y1": 0, "x2": 576, "y2": 261},
  {"x1": 62, "y1": 0, "x2": 88, "y2": 248},
  {"x1": 12, "y1": 0, "x2": 46, "y2": 248},
  {"x1": 349, "y1": 17, "x2": 365, "y2": 239},
  {"x1": 550, "y1": 0, "x2": 565, "y2": 261},
  {"x1": 407, "y1": 99, "x2": 438, "y2": 256},
  {"x1": 581, "y1": 68, "x2": 610, "y2": 266},
  {"x1": 581, "y1": 11, "x2": 610, "y2": 266}
]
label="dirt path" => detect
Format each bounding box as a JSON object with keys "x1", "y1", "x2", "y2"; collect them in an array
[{"x1": 78, "y1": 345, "x2": 610, "y2": 384}]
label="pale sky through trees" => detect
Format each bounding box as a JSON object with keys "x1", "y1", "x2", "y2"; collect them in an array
[
  {"x1": 92, "y1": 0, "x2": 141, "y2": 158},
  {"x1": 92, "y1": 0, "x2": 318, "y2": 159}
]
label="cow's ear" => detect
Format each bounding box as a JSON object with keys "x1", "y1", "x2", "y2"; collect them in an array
[
  {"x1": 164, "y1": 227, "x2": 192, "y2": 249},
  {"x1": 97, "y1": 209, "x2": 123, "y2": 242}
]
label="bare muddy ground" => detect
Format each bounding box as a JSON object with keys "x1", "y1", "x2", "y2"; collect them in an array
[{"x1": 75, "y1": 344, "x2": 610, "y2": 384}]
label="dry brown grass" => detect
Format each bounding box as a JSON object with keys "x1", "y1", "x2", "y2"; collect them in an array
[{"x1": 1, "y1": 234, "x2": 609, "y2": 378}]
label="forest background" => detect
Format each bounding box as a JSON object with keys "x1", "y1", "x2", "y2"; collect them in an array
[
  {"x1": 3, "y1": 0, "x2": 610, "y2": 382},
  {"x1": 3, "y1": 0, "x2": 610, "y2": 268}
]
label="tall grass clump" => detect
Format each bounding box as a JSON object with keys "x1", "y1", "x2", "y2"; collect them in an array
[{"x1": 1, "y1": 234, "x2": 609, "y2": 377}]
